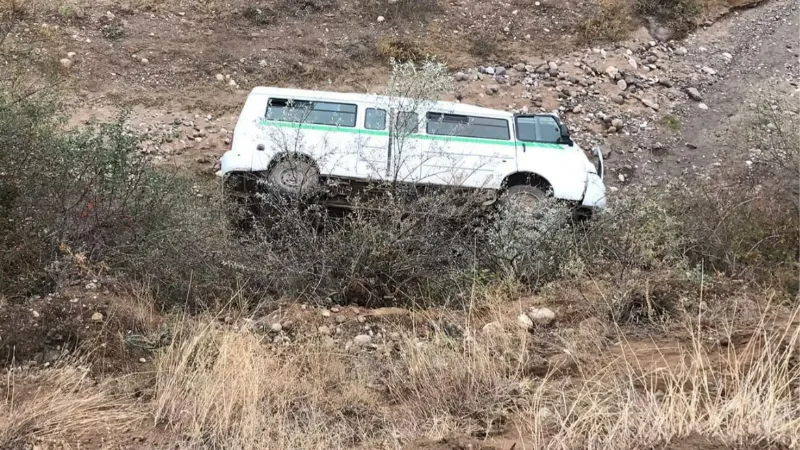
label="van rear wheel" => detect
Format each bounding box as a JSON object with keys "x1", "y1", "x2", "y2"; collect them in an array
[{"x1": 267, "y1": 157, "x2": 320, "y2": 197}]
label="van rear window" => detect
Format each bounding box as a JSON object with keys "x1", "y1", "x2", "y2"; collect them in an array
[
  {"x1": 266, "y1": 98, "x2": 357, "y2": 128},
  {"x1": 426, "y1": 113, "x2": 510, "y2": 140}
]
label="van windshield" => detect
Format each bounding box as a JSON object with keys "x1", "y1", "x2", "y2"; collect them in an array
[{"x1": 516, "y1": 116, "x2": 561, "y2": 143}]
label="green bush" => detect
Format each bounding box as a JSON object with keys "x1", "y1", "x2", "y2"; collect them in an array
[{"x1": 0, "y1": 91, "x2": 242, "y2": 304}]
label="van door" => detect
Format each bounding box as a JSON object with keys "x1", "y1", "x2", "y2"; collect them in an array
[
  {"x1": 514, "y1": 114, "x2": 585, "y2": 198},
  {"x1": 419, "y1": 113, "x2": 515, "y2": 189},
  {"x1": 356, "y1": 107, "x2": 390, "y2": 181},
  {"x1": 388, "y1": 109, "x2": 423, "y2": 183}
]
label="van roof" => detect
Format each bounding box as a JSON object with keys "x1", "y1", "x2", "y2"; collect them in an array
[{"x1": 249, "y1": 86, "x2": 510, "y2": 118}]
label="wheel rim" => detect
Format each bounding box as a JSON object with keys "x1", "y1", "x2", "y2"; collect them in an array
[
  {"x1": 510, "y1": 191, "x2": 542, "y2": 214},
  {"x1": 280, "y1": 168, "x2": 303, "y2": 187}
]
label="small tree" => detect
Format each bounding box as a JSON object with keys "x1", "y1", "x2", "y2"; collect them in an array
[{"x1": 381, "y1": 57, "x2": 451, "y2": 183}]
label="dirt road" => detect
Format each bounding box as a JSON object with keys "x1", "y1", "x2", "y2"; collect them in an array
[{"x1": 647, "y1": 0, "x2": 799, "y2": 183}]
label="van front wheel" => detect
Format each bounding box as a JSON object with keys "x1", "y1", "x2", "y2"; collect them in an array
[
  {"x1": 500, "y1": 184, "x2": 547, "y2": 214},
  {"x1": 267, "y1": 157, "x2": 320, "y2": 197}
]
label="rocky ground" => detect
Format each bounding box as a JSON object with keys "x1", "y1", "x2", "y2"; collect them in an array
[{"x1": 7, "y1": 0, "x2": 796, "y2": 191}]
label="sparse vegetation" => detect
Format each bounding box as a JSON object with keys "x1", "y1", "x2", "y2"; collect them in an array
[
  {"x1": 468, "y1": 34, "x2": 502, "y2": 59},
  {"x1": 659, "y1": 114, "x2": 682, "y2": 131},
  {"x1": 634, "y1": 0, "x2": 703, "y2": 38},
  {"x1": 376, "y1": 35, "x2": 426, "y2": 62},
  {"x1": 240, "y1": 5, "x2": 274, "y2": 25},
  {"x1": 576, "y1": 0, "x2": 635, "y2": 43},
  {"x1": 356, "y1": 0, "x2": 441, "y2": 21}
]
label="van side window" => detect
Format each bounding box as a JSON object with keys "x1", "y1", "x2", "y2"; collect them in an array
[
  {"x1": 365, "y1": 108, "x2": 387, "y2": 130},
  {"x1": 395, "y1": 111, "x2": 418, "y2": 134},
  {"x1": 515, "y1": 116, "x2": 561, "y2": 143},
  {"x1": 266, "y1": 98, "x2": 357, "y2": 127},
  {"x1": 426, "y1": 113, "x2": 509, "y2": 140}
]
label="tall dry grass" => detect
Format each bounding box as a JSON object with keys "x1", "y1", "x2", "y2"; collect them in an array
[
  {"x1": 516, "y1": 308, "x2": 800, "y2": 449},
  {"x1": 0, "y1": 363, "x2": 145, "y2": 447},
  {"x1": 149, "y1": 301, "x2": 799, "y2": 449}
]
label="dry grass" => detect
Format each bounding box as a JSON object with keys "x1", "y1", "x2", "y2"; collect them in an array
[
  {"x1": 0, "y1": 363, "x2": 145, "y2": 447},
  {"x1": 0, "y1": 293, "x2": 795, "y2": 449},
  {"x1": 152, "y1": 321, "x2": 384, "y2": 449},
  {"x1": 145, "y1": 295, "x2": 799, "y2": 449},
  {"x1": 516, "y1": 309, "x2": 800, "y2": 449}
]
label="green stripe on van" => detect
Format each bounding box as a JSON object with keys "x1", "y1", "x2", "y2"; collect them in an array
[{"x1": 258, "y1": 120, "x2": 565, "y2": 150}]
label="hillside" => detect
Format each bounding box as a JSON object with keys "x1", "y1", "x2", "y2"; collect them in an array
[{"x1": 0, "y1": 0, "x2": 799, "y2": 449}]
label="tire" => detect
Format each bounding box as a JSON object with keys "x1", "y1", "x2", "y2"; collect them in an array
[
  {"x1": 267, "y1": 156, "x2": 320, "y2": 197},
  {"x1": 499, "y1": 184, "x2": 547, "y2": 214}
]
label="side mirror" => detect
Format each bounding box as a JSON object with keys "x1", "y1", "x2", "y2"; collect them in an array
[{"x1": 558, "y1": 124, "x2": 574, "y2": 146}]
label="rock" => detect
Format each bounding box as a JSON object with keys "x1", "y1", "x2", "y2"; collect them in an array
[
  {"x1": 675, "y1": 46, "x2": 688, "y2": 55},
  {"x1": 627, "y1": 57, "x2": 638, "y2": 70},
  {"x1": 605, "y1": 66, "x2": 619, "y2": 80},
  {"x1": 59, "y1": 58, "x2": 72, "y2": 68},
  {"x1": 318, "y1": 325, "x2": 331, "y2": 335},
  {"x1": 513, "y1": 63, "x2": 526, "y2": 72},
  {"x1": 228, "y1": 79, "x2": 237, "y2": 86},
  {"x1": 139, "y1": 357, "x2": 147, "y2": 363},
  {"x1": 721, "y1": 52, "x2": 733, "y2": 60},
  {"x1": 527, "y1": 307, "x2": 555, "y2": 326},
  {"x1": 517, "y1": 313, "x2": 534, "y2": 330},
  {"x1": 66, "y1": 51, "x2": 76, "y2": 58},
  {"x1": 640, "y1": 98, "x2": 660, "y2": 110},
  {"x1": 140, "y1": 58, "x2": 149, "y2": 64},
  {"x1": 353, "y1": 334, "x2": 372, "y2": 346},
  {"x1": 482, "y1": 321, "x2": 503, "y2": 335},
  {"x1": 618, "y1": 173, "x2": 625, "y2": 182},
  {"x1": 484, "y1": 66, "x2": 495, "y2": 75},
  {"x1": 32, "y1": 310, "x2": 40, "y2": 318},
  {"x1": 701, "y1": 66, "x2": 717, "y2": 75},
  {"x1": 547, "y1": 353, "x2": 578, "y2": 375},
  {"x1": 376, "y1": 15, "x2": 385, "y2": 22},
  {"x1": 611, "y1": 95, "x2": 625, "y2": 105},
  {"x1": 357, "y1": 315, "x2": 366, "y2": 323},
  {"x1": 454, "y1": 71, "x2": 468, "y2": 82},
  {"x1": 321, "y1": 309, "x2": 331, "y2": 317},
  {"x1": 611, "y1": 118, "x2": 624, "y2": 128},
  {"x1": 270, "y1": 322, "x2": 282, "y2": 333},
  {"x1": 215, "y1": 73, "x2": 224, "y2": 81},
  {"x1": 698, "y1": 102, "x2": 709, "y2": 110},
  {"x1": 91, "y1": 312, "x2": 104, "y2": 322},
  {"x1": 486, "y1": 85, "x2": 499, "y2": 95},
  {"x1": 616, "y1": 79, "x2": 627, "y2": 91},
  {"x1": 335, "y1": 314, "x2": 346, "y2": 324},
  {"x1": 494, "y1": 66, "x2": 506, "y2": 76},
  {"x1": 658, "y1": 78, "x2": 673, "y2": 88},
  {"x1": 331, "y1": 307, "x2": 340, "y2": 313},
  {"x1": 548, "y1": 61, "x2": 558, "y2": 71},
  {"x1": 686, "y1": 87, "x2": 702, "y2": 101},
  {"x1": 572, "y1": 105, "x2": 583, "y2": 114}
]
